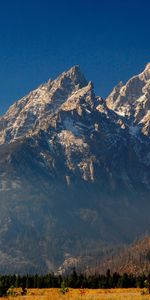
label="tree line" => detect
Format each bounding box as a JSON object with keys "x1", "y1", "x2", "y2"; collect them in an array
[{"x1": 0, "y1": 269, "x2": 149, "y2": 296}]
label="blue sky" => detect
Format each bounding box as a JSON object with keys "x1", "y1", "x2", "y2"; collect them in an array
[{"x1": 0, "y1": 0, "x2": 150, "y2": 114}]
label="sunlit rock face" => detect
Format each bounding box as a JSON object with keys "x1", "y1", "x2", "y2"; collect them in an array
[{"x1": 106, "y1": 63, "x2": 150, "y2": 135}]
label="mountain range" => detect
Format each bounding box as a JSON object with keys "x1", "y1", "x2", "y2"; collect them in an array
[{"x1": 0, "y1": 64, "x2": 150, "y2": 274}]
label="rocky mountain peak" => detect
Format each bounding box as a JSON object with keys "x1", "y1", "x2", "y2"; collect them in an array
[
  {"x1": 0, "y1": 66, "x2": 93, "y2": 144},
  {"x1": 55, "y1": 65, "x2": 88, "y2": 91},
  {"x1": 106, "y1": 63, "x2": 150, "y2": 135}
]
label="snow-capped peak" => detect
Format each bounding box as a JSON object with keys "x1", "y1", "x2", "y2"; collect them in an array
[
  {"x1": 106, "y1": 63, "x2": 150, "y2": 135},
  {"x1": 0, "y1": 66, "x2": 92, "y2": 144}
]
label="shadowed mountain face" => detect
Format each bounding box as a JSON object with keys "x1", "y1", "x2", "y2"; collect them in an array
[{"x1": 0, "y1": 65, "x2": 150, "y2": 274}]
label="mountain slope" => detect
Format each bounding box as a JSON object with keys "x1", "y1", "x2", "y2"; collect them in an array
[
  {"x1": 0, "y1": 65, "x2": 150, "y2": 274},
  {"x1": 89, "y1": 236, "x2": 150, "y2": 275}
]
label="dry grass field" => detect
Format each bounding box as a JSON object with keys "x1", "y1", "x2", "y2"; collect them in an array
[{"x1": 2, "y1": 288, "x2": 150, "y2": 300}]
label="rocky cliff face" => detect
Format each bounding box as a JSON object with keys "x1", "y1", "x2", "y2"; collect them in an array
[{"x1": 0, "y1": 64, "x2": 150, "y2": 274}]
